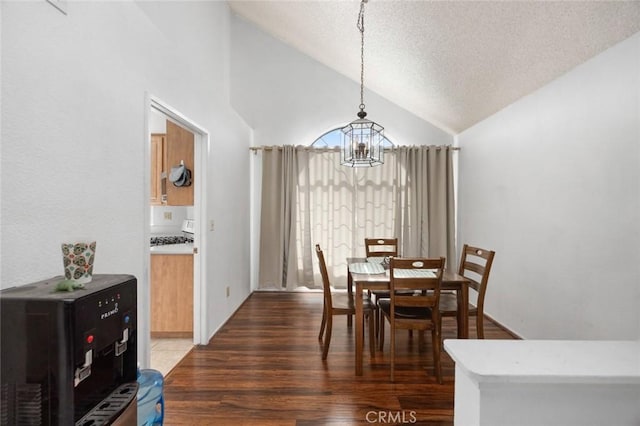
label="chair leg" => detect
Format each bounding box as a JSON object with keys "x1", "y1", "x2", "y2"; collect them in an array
[
  {"x1": 432, "y1": 322, "x2": 442, "y2": 384},
  {"x1": 390, "y1": 320, "x2": 395, "y2": 382},
  {"x1": 374, "y1": 307, "x2": 380, "y2": 342},
  {"x1": 322, "y1": 315, "x2": 333, "y2": 360},
  {"x1": 456, "y1": 308, "x2": 464, "y2": 339},
  {"x1": 378, "y1": 315, "x2": 385, "y2": 351},
  {"x1": 368, "y1": 312, "x2": 375, "y2": 358},
  {"x1": 318, "y1": 306, "x2": 326, "y2": 341},
  {"x1": 347, "y1": 281, "x2": 353, "y2": 328},
  {"x1": 476, "y1": 312, "x2": 484, "y2": 339}
]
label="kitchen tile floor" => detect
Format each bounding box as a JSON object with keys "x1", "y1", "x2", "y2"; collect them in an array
[{"x1": 150, "y1": 338, "x2": 193, "y2": 377}]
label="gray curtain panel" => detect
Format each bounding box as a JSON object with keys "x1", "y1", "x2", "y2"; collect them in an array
[
  {"x1": 394, "y1": 145, "x2": 456, "y2": 265},
  {"x1": 257, "y1": 145, "x2": 300, "y2": 289}
]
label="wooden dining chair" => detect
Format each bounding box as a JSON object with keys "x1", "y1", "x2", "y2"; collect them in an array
[
  {"x1": 440, "y1": 244, "x2": 495, "y2": 339},
  {"x1": 378, "y1": 257, "x2": 445, "y2": 383},
  {"x1": 316, "y1": 244, "x2": 375, "y2": 360}
]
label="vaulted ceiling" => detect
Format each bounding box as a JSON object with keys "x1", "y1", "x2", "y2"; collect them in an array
[{"x1": 228, "y1": 0, "x2": 640, "y2": 134}]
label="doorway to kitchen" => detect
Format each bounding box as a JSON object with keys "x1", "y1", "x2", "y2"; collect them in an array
[{"x1": 145, "y1": 95, "x2": 209, "y2": 376}]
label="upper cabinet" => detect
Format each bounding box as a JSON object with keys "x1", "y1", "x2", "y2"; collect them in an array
[{"x1": 150, "y1": 120, "x2": 195, "y2": 206}]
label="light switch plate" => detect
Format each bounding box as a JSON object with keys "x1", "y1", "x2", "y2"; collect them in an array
[{"x1": 47, "y1": 0, "x2": 68, "y2": 15}]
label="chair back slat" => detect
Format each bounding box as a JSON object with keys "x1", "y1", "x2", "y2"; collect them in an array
[
  {"x1": 394, "y1": 294, "x2": 437, "y2": 307},
  {"x1": 364, "y1": 238, "x2": 398, "y2": 257},
  {"x1": 465, "y1": 277, "x2": 482, "y2": 292},
  {"x1": 463, "y1": 260, "x2": 485, "y2": 276}
]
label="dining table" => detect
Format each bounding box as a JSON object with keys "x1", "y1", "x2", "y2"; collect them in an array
[{"x1": 347, "y1": 257, "x2": 471, "y2": 376}]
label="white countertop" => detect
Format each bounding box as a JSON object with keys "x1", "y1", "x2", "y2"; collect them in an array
[
  {"x1": 150, "y1": 243, "x2": 193, "y2": 255},
  {"x1": 444, "y1": 339, "x2": 640, "y2": 385}
]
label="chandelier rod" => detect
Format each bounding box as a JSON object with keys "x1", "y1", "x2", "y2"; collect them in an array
[
  {"x1": 249, "y1": 146, "x2": 461, "y2": 153},
  {"x1": 358, "y1": 0, "x2": 366, "y2": 115}
]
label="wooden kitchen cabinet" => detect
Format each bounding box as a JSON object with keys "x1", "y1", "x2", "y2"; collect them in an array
[
  {"x1": 164, "y1": 120, "x2": 194, "y2": 206},
  {"x1": 150, "y1": 133, "x2": 167, "y2": 206},
  {"x1": 150, "y1": 254, "x2": 193, "y2": 336},
  {"x1": 149, "y1": 120, "x2": 195, "y2": 206}
]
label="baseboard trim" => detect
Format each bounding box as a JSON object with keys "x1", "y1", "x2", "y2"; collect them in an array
[{"x1": 484, "y1": 312, "x2": 523, "y2": 339}]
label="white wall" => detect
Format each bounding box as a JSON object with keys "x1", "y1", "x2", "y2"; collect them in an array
[
  {"x1": 230, "y1": 14, "x2": 453, "y2": 148},
  {"x1": 457, "y1": 32, "x2": 640, "y2": 340},
  {"x1": 1, "y1": 1, "x2": 252, "y2": 364},
  {"x1": 150, "y1": 205, "x2": 193, "y2": 233}
]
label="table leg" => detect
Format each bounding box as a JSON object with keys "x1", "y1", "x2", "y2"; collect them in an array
[
  {"x1": 355, "y1": 281, "x2": 364, "y2": 376},
  {"x1": 347, "y1": 269, "x2": 353, "y2": 328},
  {"x1": 457, "y1": 284, "x2": 469, "y2": 339}
]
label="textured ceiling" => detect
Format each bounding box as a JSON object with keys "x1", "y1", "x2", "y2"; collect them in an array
[{"x1": 228, "y1": 0, "x2": 640, "y2": 134}]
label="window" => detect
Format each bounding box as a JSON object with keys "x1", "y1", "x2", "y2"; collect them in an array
[{"x1": 311, "y1": 127, "x2": 394, "y2": 149}]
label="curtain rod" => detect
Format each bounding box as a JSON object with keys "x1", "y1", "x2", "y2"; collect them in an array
[{"x1": 249, "y1": 146, "x2": 460, "y2": 153}]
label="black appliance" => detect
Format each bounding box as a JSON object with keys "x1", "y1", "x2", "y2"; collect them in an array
[{"x1": 1, "y1": 274, "x2": 138, "y2": 425}]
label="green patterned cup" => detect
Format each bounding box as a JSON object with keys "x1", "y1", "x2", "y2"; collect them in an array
[{"x1": 61, "y1": 241, "x2": 96, "y2": 284}]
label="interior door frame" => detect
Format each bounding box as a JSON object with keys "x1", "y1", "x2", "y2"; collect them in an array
[{"x1": 143, "y1": 94, "x2": 209, "y2": 365}]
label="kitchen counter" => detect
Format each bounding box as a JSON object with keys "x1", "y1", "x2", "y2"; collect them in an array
[
  {"x1": 150, "y1": 243, "x2": 193, "y2": 255},
  {"x1": 444, "y1": 339, "x2": 640, "y2": 425}
]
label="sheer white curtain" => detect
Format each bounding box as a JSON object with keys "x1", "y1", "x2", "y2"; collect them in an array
[
  {"x1": 258, "y1": 145, "x2": 455, "y2": 290},
  {"x1": 294, "y1": 149, "x2": 400, "y2": 289}
]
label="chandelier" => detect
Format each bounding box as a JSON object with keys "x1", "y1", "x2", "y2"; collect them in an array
[{"x1": 341, "y1": 0, "x2": 384, "y2": 168}]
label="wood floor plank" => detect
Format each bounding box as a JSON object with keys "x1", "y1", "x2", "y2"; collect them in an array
[{"x1": 163, "y1": 292, "x2": 515, "y2": 425}]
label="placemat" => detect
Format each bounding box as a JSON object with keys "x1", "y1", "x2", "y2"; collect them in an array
[
  {"x1": 393, "y1": 269, "x2": 437, "y2": 278},
  {"x1": 349, "y1": 262, "x2": 385, "y2": 274}
]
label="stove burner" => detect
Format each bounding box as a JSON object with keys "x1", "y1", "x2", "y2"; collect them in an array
[{"x1": 150, "y1": 235, "x2": 192, "y2": 246}]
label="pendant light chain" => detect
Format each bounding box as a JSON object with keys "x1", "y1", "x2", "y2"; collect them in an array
[
  {"x1": 340, "y1": 0, "x2": 384, "y2": 168},
  {"x1": 358, "y1": 0, "x2": 366, "y2": 113}
]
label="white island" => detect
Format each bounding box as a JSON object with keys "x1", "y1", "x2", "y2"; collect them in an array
[{"x1": 444, "y1": 339, "x2": 640, "y2": 426}]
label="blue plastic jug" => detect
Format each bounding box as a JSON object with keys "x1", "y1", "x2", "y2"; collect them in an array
[{"x1": 137, "y1": 368, "x2": 164, "y2": 426}]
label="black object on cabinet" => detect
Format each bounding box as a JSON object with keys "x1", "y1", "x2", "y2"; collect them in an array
[{"x1": 1, "y1": 274, "x2": 138, "y2": 425}]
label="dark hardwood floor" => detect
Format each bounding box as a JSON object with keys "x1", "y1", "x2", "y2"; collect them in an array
[{"x1": 162, "y1": 292, "x2": 515, "y2": 425}]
